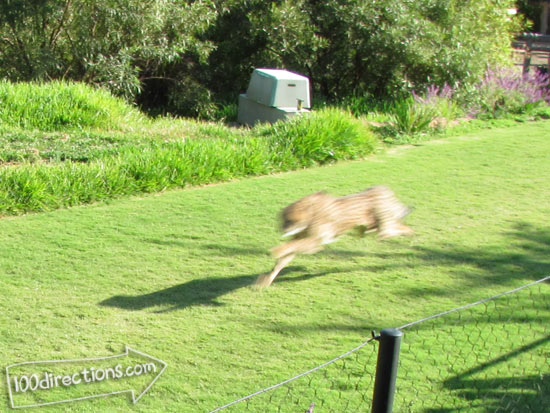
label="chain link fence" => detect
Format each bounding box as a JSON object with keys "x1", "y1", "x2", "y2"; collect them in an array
[
  {"x1": 210, "y1": 276, "x2": 550, "y2": 412},
  {"x1": 396, "y1": 276, "x2": 550, "y2": 412},
  {"x1": 209, "y1": 338, "x2": 378, "y2": 413}
]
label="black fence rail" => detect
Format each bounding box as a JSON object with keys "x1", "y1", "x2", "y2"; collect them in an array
[{"x1": 210, "y1": 276, "x2": 550, "y2": 412}]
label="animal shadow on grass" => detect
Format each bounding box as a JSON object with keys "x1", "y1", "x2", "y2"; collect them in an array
[
  {"x1": 103, "y1": 233, "x2": 380, "y2": 312},
  {"x1": 145, "y1": 237, "x2": 266, "y2": 256},
  {"x1": 100, "y1": 273, "x2": 255, "y2": 312},
  {"x1": 424, "y1": 335, "x2": 550, "y2": 413},
  {"x1": 99, "y1": 266, "x2": 349, "y2": 312}
]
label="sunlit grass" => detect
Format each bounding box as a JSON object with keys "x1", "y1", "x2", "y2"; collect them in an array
[
  {"x1": 0, "y1": 121, "x2": 549, "y2": 412},
  {"x1": 0, "y1": 80, "x2": 144, "y2": 131}
]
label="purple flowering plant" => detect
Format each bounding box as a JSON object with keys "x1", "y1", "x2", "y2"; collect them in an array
[
  {"x1": 412, "y1": 82, "x2": 463, "y2": 123},
  {"x1": 412, "y1": 67, "x2": 550, "y2": 120},
  {"x1": 468, "y1": 67, "x2": 550, "y2": 117}
]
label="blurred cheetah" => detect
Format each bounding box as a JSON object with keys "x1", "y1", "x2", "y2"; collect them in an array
[{"x1": 255, "y1": 186, "x2": 413, "y2": 288}]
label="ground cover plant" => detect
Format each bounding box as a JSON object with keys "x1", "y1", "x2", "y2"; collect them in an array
[
  {"x1": 1, "y1": 120, "x2": 549, "y2": 412},
  {"x1": 2, "y1": 68, "x2": 549, "y2": 216},
  {"x1": 0, "y1": 82, "x2": 378, "y2": 215}
]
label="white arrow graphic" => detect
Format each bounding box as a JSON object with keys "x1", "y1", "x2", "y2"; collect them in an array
[{"x1": 6, "y1": 346, "x2": 167, "y2": 409}]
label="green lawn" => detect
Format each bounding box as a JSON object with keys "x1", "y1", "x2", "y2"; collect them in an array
[{"x1": 1, "y1": 121, "x2": 549, "y2": 412}]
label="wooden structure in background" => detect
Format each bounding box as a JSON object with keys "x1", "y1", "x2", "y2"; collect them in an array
[
  {"x1": 513, "y1": 33, "x2": 550, "y2": 73},
  {"x1": 540, "y1": 0, "x2": 549, "y2": 34}
]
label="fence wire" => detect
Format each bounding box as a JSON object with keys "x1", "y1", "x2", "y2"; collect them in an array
[
  {"x1": 210, "y1": 276, "x2": 549, "y2": 412},
  {"x1": 395, "y1": 276, "x2": 550, "y2": 412},
  {"x1": 209, "y1": 337, "x2": 378, "y2": 413}
]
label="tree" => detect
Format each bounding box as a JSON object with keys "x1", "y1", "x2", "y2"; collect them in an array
[
  {"x1": 0, "y1": 0, "x2": 216, "y2": 100},
  {"x1": 0, "y1": 0, "x2": 523, "y2": 116},
  {"x1": 251, "y1": 0, "x2": 521, "y2": 99}
]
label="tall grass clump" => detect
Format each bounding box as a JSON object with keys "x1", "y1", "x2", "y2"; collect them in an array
[
  {"x1": 255, "y1": 108, "x2": 377, "y2": 169},
  {"x1": 386, "y1": 97, "x2": 436, "y2": 137},
  {"x1": 343, "y1": 91, "x2": 454, "y2": 142},
  {"x1": 413, "y1": 84, "x2": 464, "y2": 123},
  {"x1": 0, "y1": 142, "x2": 255, "y2": 215},
  {"x1": 0, "y1": 81, "x2": 145, "y2": 131}
]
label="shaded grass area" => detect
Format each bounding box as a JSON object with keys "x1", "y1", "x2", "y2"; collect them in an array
[{"x1": 0, "y1": 121, "x2": 549, "y2": 412}]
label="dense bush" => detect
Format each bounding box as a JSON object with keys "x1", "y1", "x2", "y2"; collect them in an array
[
  {"x1": 0, "y1": 0, "x2": 215, "y2": 100},
  {"x1": 0, "y1": 0, "x2": 522, "y2": 117},
  {"x1": 257, "y1": 0, "x2": 520, "y2": 96},
  {"x1": 192, "y1": 0, "x2": 522, "y2": 112}
]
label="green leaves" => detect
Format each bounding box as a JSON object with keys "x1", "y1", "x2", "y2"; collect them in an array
[
  {"x1": 387, "y1": 98, "x2": 437, "y2": 137},
  {"x1": 235, "y1": 0, "x2": 521, "y2": 101},
  {"x1": 0, "y1": 0, "x2": 524, "y2": 116},
  {"x1": 0, "y1": 0, "x2": 216, "y2": 100}
]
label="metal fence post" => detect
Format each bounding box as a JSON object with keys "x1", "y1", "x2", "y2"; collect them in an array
[{"x1": 372, "y1": 328, "x2": 403, "y2": 413}]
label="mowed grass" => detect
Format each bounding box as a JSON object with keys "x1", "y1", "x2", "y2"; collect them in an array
[{"x1": 0, "y1": 121, "x2": 549, "y2": 412}]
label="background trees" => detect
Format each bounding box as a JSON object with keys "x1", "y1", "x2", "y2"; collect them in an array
[
  {"x1": 0, "y1": 0, "x2": 523, "y2": 117},
  {"x1": 0, "y1": 0, "x2": 215, "y2": 101}
]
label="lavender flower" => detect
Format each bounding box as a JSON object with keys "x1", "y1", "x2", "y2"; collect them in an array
[
  {"x1": 481, "y1": 67, "x2": 550, "y2": 105},
  {"x1": 413, "y1": 83, "x2": 455, "y2": 105}
]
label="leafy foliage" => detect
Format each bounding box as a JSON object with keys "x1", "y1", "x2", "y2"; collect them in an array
[
  {"x1": 215, "y1": 0, "x2": 521, "y2": 101},
  {"x1": 458, "y1": 67, "x2": 550, "y2": 118},
  {"x1": 0, "y1": 0, "x2": 215, "y2": 101},
  {"x1": 0, "y1": 0, "x2": 523, "y2": 117},
  {"x1": 386, "y1": 97, "x2": 437, "y2": 137}
]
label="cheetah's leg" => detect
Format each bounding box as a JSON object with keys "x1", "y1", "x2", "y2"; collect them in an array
[
  {"x1": 256, "y1": 234, "x2": 328, "y2": 288},
  {"x1": 378, "y1": 223, "x2": 414, "y2": 239},
  {"x1": 255, "y1": 253, "x2": 297, "y2": 288}
]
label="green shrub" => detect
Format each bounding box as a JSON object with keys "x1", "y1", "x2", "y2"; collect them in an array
[
  {"x1": 213, "y1": 103, "x2": 239, "y2": 123},
  {"x1": 342, "y1": 95, "x2": 395, "y2": 118},
  {"x1": 385, "y1": 97, "x2": 436, "y2": 137},
  {"x1": 207, "y1": 0, "x2": 521, "y2": 110},
  {"x1": 255, "y1": 108, "x2": 377, "y2": 168},
  {"x1": 432, "y1": 98, "x2": 464, "y2": 122},
  {"x1": 457, "y1": 67, "x2": 550, "y2": 119},
  {"x1": 411, "y1": 85, "x2": 464, "y2": 122},
  {"x1": 0, "y1": 81, "x2": 144, "y2": 131}
]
